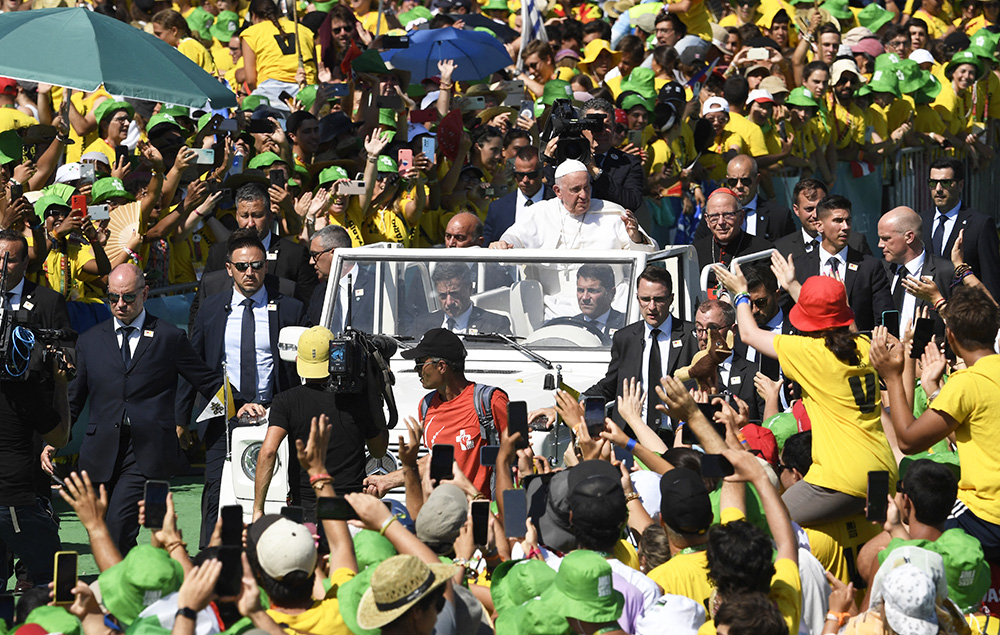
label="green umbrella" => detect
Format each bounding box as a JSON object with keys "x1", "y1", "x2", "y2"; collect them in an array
[{"x1": 0, "y1": 8, "x2": 236, "y2": 108}]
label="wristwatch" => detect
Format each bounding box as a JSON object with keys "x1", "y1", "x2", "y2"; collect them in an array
[{"x1": 176, "y1": 607, "x2": 198, "y2": 621}]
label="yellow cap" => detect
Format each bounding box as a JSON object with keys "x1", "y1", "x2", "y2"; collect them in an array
[{"x1": 297, "y1": 326, "x2": 334, "y2": 379}]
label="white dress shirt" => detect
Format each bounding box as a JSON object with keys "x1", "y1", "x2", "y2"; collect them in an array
[
  {"x1": 441, "y1": 304, "x2": 474, "y2": 333},
  {"x1": 819, "y1": 244, "x2": 848, "y2": 279},
  {"x1": 893, "y1": 250, "x2": 926, "y2": 326},
  {"x1": 224, "y1": 286, "x2": 274, "y2": 402},
  {"x1": 742, "y1": 194, "x2": 759, "y2": 237},
  {"x1": 801, "y1": 228, "x2": 820, "y2": 252},
  {"x1": 932, "y1": 202, "x2": 961, "y2": 257},
  {"x1": 514, "y1": 187, "x2": 546, "y2": 225},
  {"x1": 746, "y1": 309, "x2": 784, "y2": 364},
  {"x1": 499, "y1": 197, "x2": 658, "y2": 251},
  {"x1": 640, "y1": 317, "x2": 673, "y2": 427},
  {"x1": 583, "y1": 308, "x2": 612, "y2": 331},
  {"x1": 114, "y1": 309, "x2": 146, "y2": 358}
]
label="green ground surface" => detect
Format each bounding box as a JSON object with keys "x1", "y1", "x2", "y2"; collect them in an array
[{"x1": 50, "y1": 473, "x2": 205, "y2": 582}]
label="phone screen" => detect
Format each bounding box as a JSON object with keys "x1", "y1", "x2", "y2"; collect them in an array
[
  {"x1": 471, "y1": 500, "x2": 490, "y2": 545},
  {"x1": 866, "y1": 470, "x2": 890, "y2": 523},
  {"x1": 114, "y1": 145, "x2": 128, "y2": 166},
  {"x1": 280, "y1": 505, "x2": 304, "y2": 524},
  {"x1": 910, "y1": 317, "x2": 935, "y2": 359},
  {"x1": 269, "y1": 169, "x2": 284, "y2": 187},
  {"x1": 701, "y1": 454, "x2": 735, "y2": 478},
  {"x1": 583, "y1": 396, "x2": 606, "y2": 437},
  {"x1": 507, "y1": 401, "x2": 529, "y2": 449},
  {"x1": 422, "y1": 136, "x2": 436, "y2": 159},
  {"x1": 143, "y1": 480, "x2": 169, "y2": 529},
  {"x1": 221, "y1": 505, "x2": 243, "y2": 546},
  {"x1": 53, "y1": 552, "x2": 78, "y2": 605},
  {"x1": 430, "y1": 444, "x2": 454, "y2": 483},
  {"x1": 215, "y1": 545, "x2": 242, "y2": 597},
  {"x1": 881, "y1": 310, "x2": 900, "y2": 339},
  {"x1": 503, "y1": 489, "x2": 527, "y2": 538},
  {"x1": 247, "y1": 119, "x2": 275, "y2": 134},
  {"x1": 398, "y1": 149, "x2": 413, "y2": 170},
  {"x1": 316, "y1": 496, "x2": 359, "y2": 521},
  {"x1": 480, "y1": 445, "x2": 499, "y2": 467}
]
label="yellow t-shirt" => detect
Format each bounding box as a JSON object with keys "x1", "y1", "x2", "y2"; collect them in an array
[
  {"x1": 868, "y1": 104, "x2": 889, "y2": 144},
  {"x1": 43, "y1": 240, "x2": 104, "y2": 303},
  {"x1": 211, "y1": 40, "x2": 237, "y2": 74},
  {"x1": 66, "y1": 89, "x2": 111, "y2": 164},
  {"x1": 327, "y1": 199, "x2": 368, "y2": 247},
  {"x1": 81, "y1": 137, "x2": 116, "y2": 168},
  {"x1": 930, "y1": 355, "x2": 1000, "y2": 525},
  {"x1": 831, "y1": 101, "x2": 866, "y2": 150},
  {"x1": 363, "y1": 206, "x2": 411, "y2": 246},
  {"x1": 267, "y1": 568, "x2": 354, "y2": 635},
  {"x1": 677, "y1": 0, "x2": 712, "y2": 39},
  {"x1": 804, "y1": 513, "x2": 883, "y2": 586},
  {"x1": 411, "y1": 207, "x2": 445, "y2": 248},
  {"x1": 168, "y1": 224, "x2": 217, "y2": 284},
  {"x1": 697, "y1": 557, "x2": 801, "y2": 635},
  {"x1": 728, "y1": 112, "x2": 769, "y2": 157},
  {"x1": 0, "y1": 107, "x2": 38, "y2": 135},
  {"x1": 887, "y1": 98, "x2": 914, "y2": 133},
  {"x1": 358, "y1": 10, "x2": 391, "y2": 35},
  {"x1": 964, "y1": 14, "x2": 998, "y2": 34},
  {"x1": 648, "y1": 549, "x2": 711, "y2": 608},
  {"x1": 913, "y1": 9, "x2": 950, "y2": 38},
  {"x1": 973, "y1": 72, "x2": 1000, "y2": 121},
  {"x1": 772, "y1": 334, "x2": 897, "y2": 498},
  {"x1": 702, "y1": 128, "x2": 748, "y2": 180},
  {"x1": 178, "y1": 37, "x2": 218, "y2": 74},
  {"x1": 241, "y1": 18, "x2": 317, "y2": 85},
  {"x1": 933, "y1": 82, "x2": 972, "y2": 137},
  {"x1": 787, "y1": 121, "x2": 817, "y2": 164},
  {"x1": 913, "y1": 102, "x2": 948, "y2": 136}
]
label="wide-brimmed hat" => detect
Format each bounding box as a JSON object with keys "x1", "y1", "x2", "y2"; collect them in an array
[
  {"x1": 579, "y1": 39, "x2": 621, "y2": 75},
  {"x1": 540, "y1": 550, "x2": 624, "y2": 623},
  {"x1": 881, "y1": 564, "x2": 939, "y2": 635},
  {"x1": 414, "y1": 483, "x2": 468, "y2": 545},
  {"x1": 491, "y1": 559, "x2": 558, "y2": 614},
  {"x1": 98, "y1": 545, "x2": 184, "y2": 625},
  {"x1": 91, "y1": 177, "x2": 135, "y2": 204},
  {"x1": 356, "y1": 555, "x2": 459, "y2": 630},
  {"x1": 788, "y1": 275, "x2": 855, "y2": 331},
  {"x1": 945, "y1": 50, "x2": 984, "y2": 80},
  {"x1": 785, "y1": 86, "x2": 820, "y2": 108},
  {"x1": 858, "y1": 3, "x2": 893, "y2": 33}
]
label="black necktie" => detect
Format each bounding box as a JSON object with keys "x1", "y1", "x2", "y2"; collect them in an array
[
  {"x1": 647, "y1": 328, "x2": 662, "y2": 428},
  {"x1": 3, "y1": 292, "x2": 13, "y2": 311},
  {"x1": 446, "y1": 317, "x2": 458, "y2": 331},
  {"x1": 892, "y1": 266, "x2": 906, "y2": 308},
  {"x1": 932, "y1": 214, "x2": 946, "y2": 257},
  {"x1": 524, "y1": 198, "x2": 534, "y2": 207},
  {"x1": 241, "y1": 298, "x2": 257, "y2": 401},
  {"x1": 119, "y1": 326, "x2": 133, "y2": 366}
]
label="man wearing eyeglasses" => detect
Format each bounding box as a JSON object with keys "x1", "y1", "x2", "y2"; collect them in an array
[
  {"x1": 693, "y1": 188, "x2": 773, "y2": 292},
  {"x1": 305, "y1": 225, "x2": 373, "y2": 332},
  {"x1": 919, "y1": 158, "x2": 1000, "y2": 299},
  {"x1": 694, "y1": 155, "x2": 796, "y2": 243},
  {"x1": 70, "y1": 263, "x2": 252, "y2": 554},
  {"x1": 180, "y1": 228, "x2": 306, "y2": 548},
  {"x1": 483, "y1": 146, "x2": 553, "y2": 245}
]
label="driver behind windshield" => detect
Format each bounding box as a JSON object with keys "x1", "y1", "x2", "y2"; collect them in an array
[
  {"x1": 572, "y1": 264, "x2": 626, "y2": 335},
  {"x1": 409, "y1": 262, "x2": 512, "y2": 336}
]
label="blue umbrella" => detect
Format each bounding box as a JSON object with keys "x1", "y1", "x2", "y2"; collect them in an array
[{"x1": 380, "y1": 27, "x2": 513, "y2": 82}]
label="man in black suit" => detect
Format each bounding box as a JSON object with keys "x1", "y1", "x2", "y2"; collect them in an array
[
  {"x1": 483, "y1": 146, "x2": 553, "y2": 244},
  {"x1": 922, "y1": 158, "x2": 1000, "y2": 299},
  {"x1": 190, "y1": 182, "x2": 317, "y2": 324},
  {"x1": 541, "y1": 98, "x2": 644, "y2": 212},
  {"x1": 180, "y1": 229, "x2": 306, "y2": 547},
  {"x1": 582, "y1": 266, "x2": 697, "y2": 435},
  {"x1": 70, "y1": 264, "x2": 242, "y2": 554},
  {"x1": 694, "y1": 155, "x2": 797, "y2": 243},
  {"x1": 409, "y1": 262, "x2": 511, "y2": 336},
  {"x1": 443, "y1": 212, "x2": 514, "y2": 292},
  {"x1": 693, "y1": 188, "x2": 772, "y2": 290},
  {"x1": 877, "y1": 206, "x2": 953, "y2": 333},
  {"x1": 566, "y1": 264, "x2": 626, "y2": 336},
  {"x1": 773, "y1": 178, "x2": 871, "y2": 261},
  {"x1": 791, "y1": 195, "x2": 893, "y2": 332},
  {"x1": 306, "y1": 225, "x2": 373, "y2": 332}
]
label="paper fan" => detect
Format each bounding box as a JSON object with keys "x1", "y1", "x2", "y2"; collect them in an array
[{"x1": 106, "y1": 201, "x2": 141, "y2": 263}]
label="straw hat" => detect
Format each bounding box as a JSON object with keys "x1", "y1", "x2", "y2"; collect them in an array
[{"x1": 355, "y1": 555, "x2": 459, "y2": 629}]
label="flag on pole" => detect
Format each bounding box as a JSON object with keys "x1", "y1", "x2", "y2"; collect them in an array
[
  {"x1": 518, "y1": 0, "x2": 548, "y2": 69},
  {"x1": 197, "y1": 373, "x2": 235, "y2": 422}
]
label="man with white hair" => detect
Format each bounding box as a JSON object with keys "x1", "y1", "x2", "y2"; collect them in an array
[
  {"x1": 489, "y1": 159, "x2": 657, "y2": 251},
  {"x1": 693, "y1": 188, "x2": 773, "y2": 289}
]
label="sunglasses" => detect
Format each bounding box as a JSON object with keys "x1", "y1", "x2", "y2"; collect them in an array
[
  {"x1": 725, "y1": 176, "x2": 753, "y2": 187},
  {"x1": 331, "y1": 25, "x2": 352, "y2": 34},
  {"x1": 108, "y1": 292, "x2": 139, "y2": 304},
  {"x1": 515, "y1": 169, "x2": 540, "y2": 179},
  {"x1": 230, "y1": 260, "x2": 265, "y2": 271},
  {"x1": 309, "y1": 247, "x2": 334, "y2": 260},
  {"x1": 928, "y1": 178, "x2": 956, "y2": 189}
]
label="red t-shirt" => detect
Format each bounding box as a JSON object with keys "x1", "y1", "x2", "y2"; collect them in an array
[{"x1": 420, "y1": 383, "x2": 509, "y2": 494}]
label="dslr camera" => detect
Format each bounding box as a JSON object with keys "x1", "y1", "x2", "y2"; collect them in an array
[{"x1": 542, "y1": 99, "x2": 605, "y2": 165}]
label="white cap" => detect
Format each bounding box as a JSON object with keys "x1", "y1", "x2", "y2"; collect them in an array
[
  {"x1": 420, "y1": 90, "x2": 441, "y2": 111},
  {"x1": 909, "y1": 49, "x2": 935, "y2": 65},
  {"x1": 55, "y1": 162, "x2": 82, "y2": 184},
  {"x1": 836, "y1": 43, "x2": 853, "y2": 58},
  {"x1": 251, "y1": 516, "x2": 317, "y2": 581},
  {"x1": 81, "y1": 151, "x2": 110, "y2": 166},
  {"x1": 701, "y1": 96, "x2": 729, "y2": 116},
  {"x1": 407, "y1": 123, "x2": 433, "y2": 142},
  {"x1": 746, "y1": 89, "x2": 775, "y2": 105},
  {"x1": 555, "y1": 159, "x2": 588, "y2": 179}
]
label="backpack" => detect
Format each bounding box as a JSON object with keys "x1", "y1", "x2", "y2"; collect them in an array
[{"x1": 418, "y1": 384, "x2": 505, "y2": 446}]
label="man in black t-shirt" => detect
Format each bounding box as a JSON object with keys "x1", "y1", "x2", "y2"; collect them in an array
[
  {"x1": 0, "y1": 365, "x2": 70, "y2": 591},
  {"x1": 252, "y1": 326, "x2": 389, "y2": 521}
]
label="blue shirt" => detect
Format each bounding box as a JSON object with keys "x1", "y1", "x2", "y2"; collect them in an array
[{"x1": 224, "y1": 285, "x2": 274, "y2": 402}]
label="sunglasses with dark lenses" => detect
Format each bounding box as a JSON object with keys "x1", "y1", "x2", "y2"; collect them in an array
[
  {"x1": 928, "y1": 178, "x2": 956, "y2": 189},
  {"x1": 515, "y1": 169, "x2": 540, "y2": 179},
  {"x1": 331, "y1": 25, "x2": 351, "y2": 33},
  {"x1": 378, "y1": 173, "x2": 400, "y2": 185},
  {"x1": 309, "y1": 247, "x2": 334, "y2": 260},
  {"x1": 726, "y1": 176, "x2": 752, "y2": 187},
  {"x1": 230, "y1": 260, "x2": 265, "y2": 272},
  {"x1": 108, "y1": 292, "x2": 138, "y2": 304}
]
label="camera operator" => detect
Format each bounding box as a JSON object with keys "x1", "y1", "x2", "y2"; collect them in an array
[{"x1": 252, "y1": 326, "x2": 389, "y2": 522}]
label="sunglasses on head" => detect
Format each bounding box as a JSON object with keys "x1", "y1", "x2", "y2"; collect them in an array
[
  {"x1": 230, "y1": 260, "x2": 265, "y2": 271},
  {"x1": 108, "y1": 292, "x2": 138, "y2": 304}
]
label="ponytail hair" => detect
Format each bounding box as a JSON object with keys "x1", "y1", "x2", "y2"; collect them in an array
[
  {"x1": 821, "y1": 327, "x2": 861, "y2": 366},
  {"x1": 151, "y1": 9, "x2": 192, "y2": 38},
  {"x1": 249, "y1": 0, "x2": 285, "y2": 34}
]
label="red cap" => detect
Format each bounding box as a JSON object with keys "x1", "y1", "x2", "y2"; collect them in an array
[
  {"x1": 739, "y1": 423, "x2": 779, "y2": 466},
  {"x1": 0, "y1": 78, "x2": 18, "y2": 96},
  {"x1": 788, "y1": 275, "x2": 854, "y2": 332},
  {"x1": 707, "y1": 186, "x2": 739, "y2": 203},
  {"x1": 15, "y1": 625, "x2": 48, "y2": 635},
  {"x1": 792, "y1": 399, "x2": 812, "y2": 431}
]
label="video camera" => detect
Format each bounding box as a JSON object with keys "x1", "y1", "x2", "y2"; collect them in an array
[{"x1": 541, "y1": 99, "x2": 605, "y2": 165}]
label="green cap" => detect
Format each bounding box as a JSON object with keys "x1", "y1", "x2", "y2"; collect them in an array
[
  {"x1": 376, "y1": 155, "x2": 397, "y2": 173},
  {"x1": 896, "y1": 59, "x2": 929, "y2": 92},
  {"x1": 399, "y1": 6, "x2": 433, "y2": 25},
  {"x1": 491, "y1": 559, "x2": 558, "y2": 614},
  {"x1": 378, "y1": 108, "x2": 396, "y2": 128},
  {"x1": 240, "y1": 94, "x2": 270, "y2": 112},
  {"x1": 160, "y1": 105, "x2": 189, "y2": 119},
  {"x1": 26, "y1": 606, "x2": 82, "y2": 635},
  {"x1": 946, "y1": 50, "x2": 984, "y2": 80},
  {"x1": 857, "y1": 3, "x2": 893, "y2": 33},
  {"x1": 874, "y1": 52, "x2": 902, "y2": 73},
  {"x1": 621, "y1": 67, "x2": 657, "y2": 98},
  {"x1": 898, "y1": 451, "x2": 961, "y2": 482},
  {"x1": 296, "y1": 85, "x2": 319, "y2": 111},
  {"x1": 865, "y1": 67, "x2": 901, "y2": 97},
  {"x1": 184, "y1": 6, "x2": 215, "y2": 41},
  {"x1": 970, "y1": 28, "x2": 1000, "y2": 58},
  {"x1": 819, "y1": 0, "x2": 852, "y2": 19},
  {"x1": 352, "y1": 49, "x2": 389, "y2": 74},
  {"x1": 336, "y1": 567, "x2": 378, "y2": 635},
  {"x1": 0, "y1": 130, "x2": 21, "y2": 165},
  {"x1": 912, "y1": 71, "x2": 942, "y2": 103},
  {"x1": 761, "y1": 412, "x2": 798, "y2": 452},
  {"x1": 97, "y1": 545, "x2": 184, "y2": 625},
  {"x1": 540, "y1": 79, "x2": 573, "y2": 106},
  {"x1": 483, "y1": 0, "x2": 510, "y2": 10},
  {"x1": 147, "y1": 112, "x2": 183, "y2": 135},
  {"x1": 34, "y1": 193, "x2": 70, "y2": 218},
  {"x1": 353, "y1": 529, "x2": 397, "y2": 571},
  {"x1": 621, "y1": 92, "x2": 655, "y2": 112},
  {"x1": 785, "y1": 86, "x2": 820, "y2": 108},
  {"x1": 496, "y1": 598, "x2": 572, "y2": 635},
  {"x1": 91, "y1": 177, "x2": 135, "y2": 204},
  {"x1": 317, "y1": 165, "x2": 349, "y2": 186},
  {"x1": 247, "y1": 151, "x2": 286, "y2": 170},
  {"x1": 124, "y1": 616, "x2": 172, "y2": 635},
  {"x1": 93, "y1": 99, "x2": 134, "y2": 127},
  {"x1": 196, "y1": 112, "x2": 214, "y2": 133},
  {"x1": 41, "y1": 183, "x2": 76, "y2": 203},
  {"x1": 210, "y1": 11, "x2": 240, "y2": 43},
  {"x1": 540, "y1": 550, "x2": 624, "y2": 623}
]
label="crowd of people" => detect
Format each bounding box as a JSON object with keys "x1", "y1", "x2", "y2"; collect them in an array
[{"x1": 0, "y1": 0, "x2": 998, "y2": 633}]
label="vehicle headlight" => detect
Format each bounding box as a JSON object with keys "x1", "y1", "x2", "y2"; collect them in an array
[{"x1": 242, "y1": 442, "x2": 262, "y2": 479}]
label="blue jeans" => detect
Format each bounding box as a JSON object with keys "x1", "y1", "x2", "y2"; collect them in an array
[{"x1": 0, "y1": 497, "x2": 61, "y2": 589}]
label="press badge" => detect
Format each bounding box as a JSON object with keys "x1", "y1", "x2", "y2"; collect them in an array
[
  {"x1": 267, "y1": 302, "x2": 277, "y2": 311},
  {"x1": 143, "y1": 330, "x2": 154, "y2": 337},
  {"x1": 266, "y1": 251, "x2": 278, "y2": 261},
  {"x1": 848, "y1": 263, "x2": 858, "y2": 271},
  {"x1": 672, "y1": 339, "x2": 683, "y2": 348},
  {"x1": 22, "y1": 301, "x2": 33, "y2": 311},
  {"x1": 731, "y1": 376, "x2": 741, "y2": 385}
]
